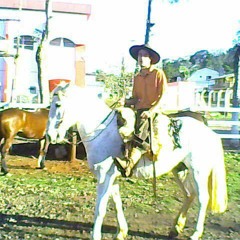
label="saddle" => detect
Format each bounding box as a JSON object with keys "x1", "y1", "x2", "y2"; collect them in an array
[
  {"x1": 131, "y1": 115, "x2": 182, "y2": 160},
  {"x1": 168, "y1": 118, "x2": 182, "y2": 150}
]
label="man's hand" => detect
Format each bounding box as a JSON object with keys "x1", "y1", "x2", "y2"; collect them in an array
[
  {"x1": 118, "y1": 97, "x2": 125, "y2": 106},
  {"x1": 140, "y1": 110, "x2": 152, "y2": 119}
]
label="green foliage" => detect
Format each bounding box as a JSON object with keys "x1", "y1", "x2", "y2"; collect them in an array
[
  {"x1": 162, "y1": 49, "x2": 236, "y2": 81},
  {"x1": 179, "y1": 65, "x2": 190, "y2": 79},
  {"x1": 96, "y1": 70, "x2": 134, "y2": 99},
  {"x1": 96, "y1": 47, "x2": 238, "y2": 100},
  {"x1": 232, "y1": 30, "x2": 240, "y2": 45}
]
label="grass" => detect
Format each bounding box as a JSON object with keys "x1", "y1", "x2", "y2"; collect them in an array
[{"x1": 0, "y1": 152, "x2": 239, "y2": 239}]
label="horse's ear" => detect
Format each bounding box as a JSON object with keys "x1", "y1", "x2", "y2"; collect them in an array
[
  {"x1": 61, "y1": 82, "x2": 70, "y2": 91},
  {"x1": 57, "y1": 90, "x2": 65, "y2": 100}
]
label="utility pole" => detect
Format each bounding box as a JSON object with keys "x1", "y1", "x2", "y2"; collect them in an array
[{"x1": 145, "y1": 0, "x2": 155, "y2": 44}]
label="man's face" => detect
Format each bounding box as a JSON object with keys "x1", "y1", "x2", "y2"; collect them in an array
[{"x1": 137, "y1": 49, "x2": 151, "y2": 69}]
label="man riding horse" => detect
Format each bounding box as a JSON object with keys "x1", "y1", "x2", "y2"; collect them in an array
[{"x1": 115, "y1": 44, "x2": 169, "y2": 177}]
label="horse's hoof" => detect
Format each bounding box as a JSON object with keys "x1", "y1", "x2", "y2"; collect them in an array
[
  {"x1": 1, "y1": 171, "x2": 9, "y2": 176},
  {"x1": 5, "y1": 172, "x2": 12, "y2": 177},
  {"x1": 168, "y1": 229, "x2": 179, "y2": 239},
  {"x1": 36, "y1": 166, "x2": 47, "y2": 170},
  {"x1": 189, "y1": 234, "x2": 202, "y2": 240},
  {"x1": 1, "y1": 168, "x2": 8, "y2": 174}
]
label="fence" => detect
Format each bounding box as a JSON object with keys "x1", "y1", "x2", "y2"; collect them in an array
[
  {"x1": 163, "y1": 86, "x2": 240, "y2": 141},
  {"x1": 193, "y1": 89, "x2": 240, "y2": 140},
  {"x1": 1, "y1": 86, "x2": 240, "y2": 141}
]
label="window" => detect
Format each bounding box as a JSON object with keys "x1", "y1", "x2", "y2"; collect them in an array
[
  {"x1": 29, "y1": 86, "x2": 37, "y2": 94},
  {"x1": 50, "y1": 38, "x2": 61, "y2": 46},
  {"x1": 14, "y1": 35, "x2": 37, "y2": 50},
  {"x1": 63, "y1": 38, "x2": 75, "y2": 47},
  {"x1": 49, "y1": 37, "x2": 75, "y2": 48}
]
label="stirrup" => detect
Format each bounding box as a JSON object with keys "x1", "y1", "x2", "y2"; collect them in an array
[
  {"x1": 132, "y1": 136, "x2": 150, "y2": 152},
  {"x1": 113, "y1": 157, "x2": 130, "y2": 177}
]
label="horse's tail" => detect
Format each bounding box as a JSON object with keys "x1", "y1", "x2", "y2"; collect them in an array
[{"x1": 208, "y1": 144, "x2": 228, "y2": 213}]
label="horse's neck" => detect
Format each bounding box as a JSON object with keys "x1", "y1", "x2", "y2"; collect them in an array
[{"x1": 77, "y1": 100, "x2": 113, "y2": 137}]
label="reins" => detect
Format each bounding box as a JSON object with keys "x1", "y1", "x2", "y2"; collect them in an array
[
  {"x1": 75, "y1": 98, "x2": 122, "y2": 144},
  {"x1": 63, "y1": 109, "x2": 117, "y2": 145},
  {"x1": 57, "y1": 97, "x2": 122, "y2": 146}
]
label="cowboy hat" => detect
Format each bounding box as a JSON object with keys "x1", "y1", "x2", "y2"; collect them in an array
[{"x1": 129, "y1": 44, "x2": 160, "y2": 64}]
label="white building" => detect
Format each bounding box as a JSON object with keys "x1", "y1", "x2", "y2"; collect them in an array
[
  {"x1": 0, "y1": 0, "x2": 91, "y2": 104},
  {"x1": 188, "y1": 67, "x2": 219, "y2": 91}
]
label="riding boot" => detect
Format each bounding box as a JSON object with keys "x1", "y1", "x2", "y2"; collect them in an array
[{"x1": 114, "y1": 147, "x2": 142, "y2": 177}]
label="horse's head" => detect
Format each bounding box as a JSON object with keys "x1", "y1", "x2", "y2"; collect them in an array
[{"x1": 47, "y1": 83, "x2": 80, "y2": 143}]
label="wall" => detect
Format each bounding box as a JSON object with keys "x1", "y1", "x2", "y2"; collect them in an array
[
  {"x1": 0, "y1": 2, "x2": 90, "y2": 103},
  {"x1": 162, "y1": 81, "x2": 197, "y2": 110}
]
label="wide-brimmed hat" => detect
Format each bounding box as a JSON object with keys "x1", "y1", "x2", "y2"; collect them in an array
[{"x1": 129, "y1": 44, "x2": 160, "y2": 64}]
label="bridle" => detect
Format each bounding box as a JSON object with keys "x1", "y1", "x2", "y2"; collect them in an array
[
  {"x1": 52, "y1": 90, "x2": 121, "y2": 145},
  {"x1": 63, "y1": 110, "x2": 117, "y2": 145}
]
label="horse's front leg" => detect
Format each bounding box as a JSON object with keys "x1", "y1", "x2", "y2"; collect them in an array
[
  {"x1": 92, "y1": 167, "x2": 122, "y2": 240},
  {"x1": 0, "y1": 137, "x2": 14, "y2": 175},
  {"x1": 111, "y1": 184, "x2": 128, "y2": 240},
  {"x1": 37, "y1": 136, "x2": 50, "y2": 169}
]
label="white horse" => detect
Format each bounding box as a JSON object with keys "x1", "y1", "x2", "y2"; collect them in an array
[{"x1": 45, "y1": 83, "x2": 227, "y2": 240}]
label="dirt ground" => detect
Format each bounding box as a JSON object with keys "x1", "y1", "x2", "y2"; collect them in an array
[{"x1": 1, "y1": 140, "x2": 240, "y2": 240}]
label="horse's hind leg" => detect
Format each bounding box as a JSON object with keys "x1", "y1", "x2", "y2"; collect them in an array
[
  {"x1": 189, "y1": 173, "x2": 209, "y2": 240},
  {"x1": 111, "y1": 184, "x2": 128, "y2": 240},
  {"x1": 0, "y1": 138, "x2": 7, "y2": 174},
  {"x1": 169, "y1": 168, "x2": 196, "y2": 238}
]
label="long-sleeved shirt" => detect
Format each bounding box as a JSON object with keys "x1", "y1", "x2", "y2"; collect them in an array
[{"x1": 132, "y1": 67, "x2": 168, "y2": 110}]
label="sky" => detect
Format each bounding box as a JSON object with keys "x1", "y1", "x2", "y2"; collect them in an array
[{"x1": 81, "y1": 0, "x2": 240, "y2": 73}]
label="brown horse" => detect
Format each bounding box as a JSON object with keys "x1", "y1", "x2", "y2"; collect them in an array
[{"x1": 0, "y1": 108, "x2": 49, "y2": 174}]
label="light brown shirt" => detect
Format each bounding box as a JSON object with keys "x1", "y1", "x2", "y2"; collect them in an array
[{"x1": 132, "y1": 68, "x2": 167, "y2": 110}]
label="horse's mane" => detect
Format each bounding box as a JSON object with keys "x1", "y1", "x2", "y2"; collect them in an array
[{"x1": 51, "y1": 83, "x2": 112, "y2": 126}]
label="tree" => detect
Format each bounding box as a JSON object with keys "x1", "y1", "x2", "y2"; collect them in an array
[
  {"x1": 189, "y1": 50, "x2": 209, "y2": 68},
  {"x1": 36, "y1": 0, "x2": 52, "y2": 103},
  {"x1": 232, "y1": 44, "x2": 240, "y2": 107},
  {"x1": 179, "y1": 65, "x2": 190, "y2": 80},
  {"x1": 230, "y1": 44, "x2": 240, "y2": 147},
  {"x1": 95, "y1": 65, "x2": 133, "y2": 100}
]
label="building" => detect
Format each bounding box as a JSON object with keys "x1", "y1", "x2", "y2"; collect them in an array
[
  {"x1": 0, "y1": 0, "x2": 91, "y2": 104},
  {"x1": 209, "y1": 73, "x2": 234, "y2": 91},
  {"x1": 188, "y1": 67, "x2": 220, "y2": 91}
]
